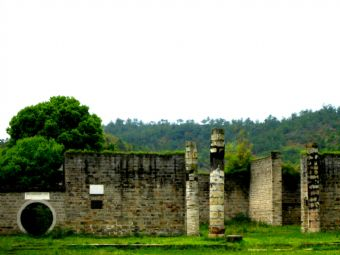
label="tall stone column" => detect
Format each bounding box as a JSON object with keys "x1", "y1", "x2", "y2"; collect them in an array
[
  {"x1": 209, "y1": 128, "x2": 225, "y2": 238},
  {"x1": 271, "y1": 152, "x2": 282, "y2": 226},
  {"x1": 185, "y1": 141, "x2": 199, "y2": 236},
  {"x1": 301, "y1": 143, "x2": 320, "y2": 233}
]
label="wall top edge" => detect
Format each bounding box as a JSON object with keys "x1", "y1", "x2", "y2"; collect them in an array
[
  {"x1": 65, "y1": 151, "x2": 185, "y2": 157},
  {"x1": 251, "y1": 151, "x2": 281, "y2": 162}
]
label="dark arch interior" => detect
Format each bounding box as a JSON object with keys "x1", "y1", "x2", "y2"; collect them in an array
[{"x1": 20, "y1": 202, "x2": 53, "y2": 236}]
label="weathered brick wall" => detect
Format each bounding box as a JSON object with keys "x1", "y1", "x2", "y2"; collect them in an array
[
  {"x1": 198, "y1": 174, "x2": 209, "y2": 223},
  {"x1": 249, "y1": 156, "x2": 273, "y2": 223},
  {"x1": 282, "y1": 175, "x2": 301, "y2": 225},
  {"x1": 0, "y1": 193, "x2": 22, "y2": 234},
  {"x1": 63, "y1": 152, "x2": 186, "y2": 236},
  {"x1": 224, "y1": 176, "x2": 249, "y2": 220},
  {"x1": 300, "y1": 146, "x2": 320, "y2": 232},
  {"x1": 1, "y1": 150, "x2": 303, "y2": 236},
  {"x1": 301, "y1": 151, "x2": 340, "y2": 232},
  {"x1": 272, "y1": 153, "x2": 282, "y2": 225},
  {"x1": 319, "y1": 154, "x2": 340, "y2": 230},
  {"x1": 199, "y1": 170, "x2": 297, "y2": 226},
  {"x1": 0, "y1": 192, "x2": 66, "y2": 234},
  {"x1": 198, "y1": 174, "x2": 249, "y2": 223},
  {"x1": 249, "y1": 152, "x2": 282, "y2": 225}
]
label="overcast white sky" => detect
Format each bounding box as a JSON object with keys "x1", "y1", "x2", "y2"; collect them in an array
[{"x1": 1, "y1": 0, "x2": 340, "y2": 138}]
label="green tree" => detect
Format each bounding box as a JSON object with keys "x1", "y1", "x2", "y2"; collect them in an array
[
  {"x1": 225, "y1": 130, "x2": 253, "y2": 173},
  {"x1": 104, "y1": 105, "x2": 340, "y2": 167},
  {"x1": 103, "y1": 133, "x2": 133, "y2": 151},
  {"x1": 0, "y1": 139, "x2": 7, "y2": 156},
  {"x1": 0, "y1": 136, "x2": 64, "y2": 190},
  {"x1": 7, "y1": 96, "x2": 104, "y2": 151},
  {"x1": 1, "y1": 96, "x2": 104, "y2": 190}
]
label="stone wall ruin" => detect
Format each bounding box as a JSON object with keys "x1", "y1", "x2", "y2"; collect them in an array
[
  {"x1": 301, "y1": 144, "x2": 340, "y2": 232},
  {"x1": 5, "y1": 132, "x2": 338, "y2": 236},
  {"x1": 0, "y1": 152, "x2": 187, "y2": 236}
]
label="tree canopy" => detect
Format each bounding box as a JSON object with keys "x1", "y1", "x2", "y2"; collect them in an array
[
  {"x1": 7, "y1": 96, "x2": 104, "y2": 151},
  {"x1": 104, "y1": 105, "x2": 340, "y2": 168},
  {"x1": 225, "y1": 130, "x2": 253, "y2": 173},
  {"x1": 0, "y1": 96, "x2": 105, "y2": 191},
  {"x1": 103, "y1": 133, "x2": 133, "y2": 151},
  {"x1": 0, "y1": 136, "x2": 64, "y2": 190}
]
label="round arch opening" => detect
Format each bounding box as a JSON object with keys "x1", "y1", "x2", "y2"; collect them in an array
[{"x1": 17, "y1": 201, "x2": 56, "y2": 236}]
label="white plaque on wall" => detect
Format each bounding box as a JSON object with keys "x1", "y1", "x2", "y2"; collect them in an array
[
  {"x1": 89, "y1": 184, "x2": 104, "y2": 195},
  {"x1": 25, "y1": 192, "x2": 50, "y2": 200}
]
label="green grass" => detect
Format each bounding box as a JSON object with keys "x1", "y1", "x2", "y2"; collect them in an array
[{"x1": 2, "y1": 220, "x2": 340, "y2": 255}]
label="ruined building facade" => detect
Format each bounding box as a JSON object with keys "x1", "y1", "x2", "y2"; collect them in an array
[
  {"x1": 0, "y1": 152, "x2": 187, "y2": 235},
  {"x1": 2, "y1": 131, "x2": 340, "y2": 236}
]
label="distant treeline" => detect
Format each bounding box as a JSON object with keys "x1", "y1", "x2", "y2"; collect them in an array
[{"x1": 104, "y1": 105, "x2": 340, "y2": 168}]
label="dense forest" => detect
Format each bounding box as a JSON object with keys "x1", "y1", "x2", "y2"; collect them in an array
[
  {"x1": 104, "y1": 105, "x2": 340, "y2": 169},
  {"x1": 1, "y1": 103, "x2": 339, "y2": 190}
]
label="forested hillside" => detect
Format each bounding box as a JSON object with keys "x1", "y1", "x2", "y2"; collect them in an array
[{"x1": 104, "y1": 105, "x2": 340, "y2": 168}]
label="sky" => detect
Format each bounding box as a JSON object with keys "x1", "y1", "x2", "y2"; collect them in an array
[{"x1": 1, "y1": 0, "x2": 340, "y2": 138}]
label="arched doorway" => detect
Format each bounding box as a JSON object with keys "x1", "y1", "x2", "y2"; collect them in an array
[{"x1": 17, "y1": 201, "x2": 56, "y2": 236}]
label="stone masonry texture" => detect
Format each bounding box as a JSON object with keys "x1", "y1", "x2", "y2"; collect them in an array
[
  {"x1": 185, "y1": 141, "x2": 199, "y2": 236},
  {"x1": 63, "y1": 152, "x2": 186, "y2": 236},
  {"x1": 198, "y1": 174, "x2": 249, "y2": 223},
  {"x1": 209, "y1": 128, "x2": 225, "y2": 237},
  {"x1": 0, "y1": 153, "x2": 186, "y2": 236},
  {"x1": 0, "y1": 145, "x2": 305, "y2": 236},
  {"x1": 249, "y1": 152, "x2": 282, "y2": 226},
  {"x1": 0, "y1": 192, "x2": 66, "y2": 234},
  {"x1": 319, "y1": 154, "x2": 340, "y2": 230},
  {"x1": 301, "y1": 144, "x2": 340, "y2": 232},
  {"x1": 282, "y1": 174, "x2": 301, "y2": 225},
  {"x1": 198, "y1": 172, "x2": 298, "y2": 226},
  {"x1": 301, "y1": 145, "x2": 320, "y2": 233}
]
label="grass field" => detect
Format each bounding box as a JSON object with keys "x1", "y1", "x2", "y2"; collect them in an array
[{"x1": 2, "y1": 218, "x2": 340, "y2": 254}]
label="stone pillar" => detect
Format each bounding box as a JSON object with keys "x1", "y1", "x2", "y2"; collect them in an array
[
  {"x1": 271, "y1": 152, "x2": 282, "y2": 226},
  {"x1": 209, "y1": 128, "x2": 225, "y2": 238},
  {"x1": 301, "y1": 143, "x2": 320, "y2": 233},
  {"x1": 185, "y1": 141, "x2": 199, "y2": 236}
]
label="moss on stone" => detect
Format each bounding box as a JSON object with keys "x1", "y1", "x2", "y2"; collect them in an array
[
  {"x1": 300, "y1": 150, "x2": 340, "y2": 156},
  {"x1": 197, "y1": 170, "x2": 209, "y2": 175},
  {"x1": 65, "y1": 149, "x2": 185, "y2": 157},
  {"x1": 252, "y1": 151, "x2": 281, "y2": 162},
  {"x1": 320, "y1": 151, "x2": 340, "y2": 156}
]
